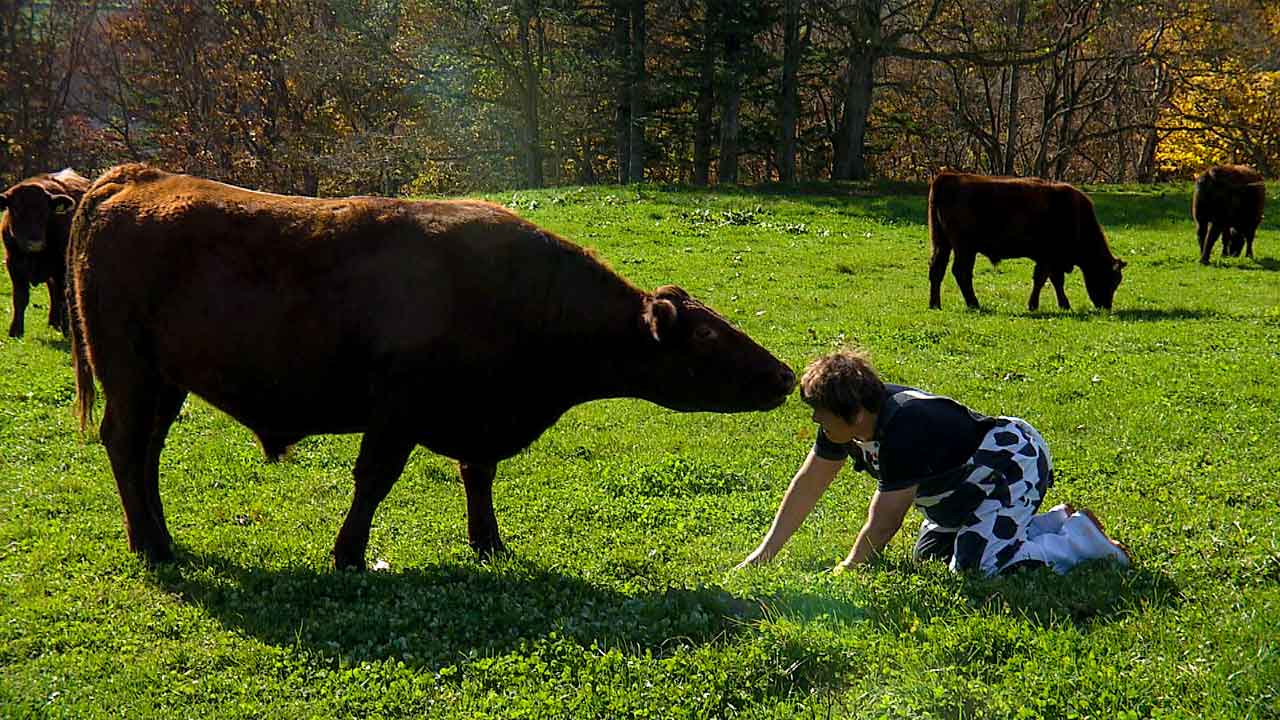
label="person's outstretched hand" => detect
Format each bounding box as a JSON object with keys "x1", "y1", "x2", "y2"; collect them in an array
[{"x1": 734, "y1": 549, "x2": 771, "y2": 570}]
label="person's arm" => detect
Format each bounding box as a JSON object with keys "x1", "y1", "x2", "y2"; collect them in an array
[
  {"x1": 736, "y1": 450, "x2": 845, "y2": 568},
  {"x1": 835, "y1": 485, "x2": 917, "y2": 572}
]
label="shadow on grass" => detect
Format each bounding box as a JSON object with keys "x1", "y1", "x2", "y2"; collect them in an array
[
  {"x1": 37, "y1": 336, "x2": 70, "y2": 352},
  {"x1": 961, "y1": 560, "x2": 1182, "y2": 627},
  {"x1": 1110, "y1": 307, "x2": 1220, "y2": 322},
  {"x1": 1238, "y1": 256, "x2": 1280, "y2": 272},
  {"x1": 149, "y1": 549, "x2": 853, "y2": 673}
]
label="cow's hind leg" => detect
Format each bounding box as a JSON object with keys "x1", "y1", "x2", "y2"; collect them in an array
[
  {"x1": 928, "y1": 244, "x2": 952, "y2": 309},
  {"x1": 460, "y1": 461, "x2": 505, "y2": 558},
  {"x1": 951, "y1": 251, "x2": 980, "y2": 309},
  {"x1": 333, "y1": 430, "x2": 415, "y2": 570},
  {"x1": 1200, "y1": 225, "x2": 1222, "y2": 265},
  {"x1": 102, "y1": 382, "x2": 178, "y2": 564},
  {"x1": 142, "y1": 385, "x2": 187, "y2": 552},
  {"x1": 1050, "y1": 270, "x2": 1070, "y2": 310}
]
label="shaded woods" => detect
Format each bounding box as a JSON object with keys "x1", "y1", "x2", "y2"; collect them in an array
[{"x1": 2, "y1": 0, "x2": 1278, "y2": 195}]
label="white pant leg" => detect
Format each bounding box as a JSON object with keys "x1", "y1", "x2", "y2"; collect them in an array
[
  {"x1": 1024, "y1": 512, "x2": 1129, "y2": 574},
  {"x1": 1027, "y1": 503, "x2": 1072, "y2": 539}
]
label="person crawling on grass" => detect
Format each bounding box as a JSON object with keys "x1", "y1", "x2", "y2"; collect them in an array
[{"x1": 737, "y1": 348, "x2": 1130, "y2": 576}]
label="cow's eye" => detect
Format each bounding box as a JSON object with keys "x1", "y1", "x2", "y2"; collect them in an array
[{"x1": 693, "y1": 325, "x2": 717, "y2": 342}]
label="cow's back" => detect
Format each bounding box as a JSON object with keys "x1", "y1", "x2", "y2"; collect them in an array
[
  {"x1": 1194, "y1": 165, "x2": 1265, "y2": 227},
  {"x1": 71, "y1": 165, "x2": 580, "y2": 438},
  {"x1": 929, "y1": 172, "x2": 1094, "y2": 268}
]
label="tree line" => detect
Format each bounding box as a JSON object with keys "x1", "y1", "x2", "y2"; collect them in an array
[{"x1": 2, "y1": 0, "x2": 1277, "y2": 196}]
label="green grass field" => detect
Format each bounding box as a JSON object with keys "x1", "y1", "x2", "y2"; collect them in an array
[{"x1": 2, "y1": 182, "x2": 1278, "y2": 718}]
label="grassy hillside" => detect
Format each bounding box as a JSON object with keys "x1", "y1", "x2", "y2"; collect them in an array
[{"x1": 1, "y1": 182, "x2": 1277, "y2": 718}]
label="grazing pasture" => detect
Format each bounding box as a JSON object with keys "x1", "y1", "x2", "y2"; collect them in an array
[{"x1": 2, "y1": 182, "x2": 1278, "y2": 718}]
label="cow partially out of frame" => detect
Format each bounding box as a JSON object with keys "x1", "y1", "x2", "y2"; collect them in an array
[
  {"x1": 1, "y1": 169, "x2": 90, "y2": 337},
  {"x1": 928, "y1": 172, "x2": 1126, "y2": 311},
  {"x1": 67, "y1": 164, "x2": 796, "y2": 569}
]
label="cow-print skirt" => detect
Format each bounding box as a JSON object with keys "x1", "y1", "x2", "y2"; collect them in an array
[{"x1": 913, "y1": 417, "x2": 1055, "y2": 575}]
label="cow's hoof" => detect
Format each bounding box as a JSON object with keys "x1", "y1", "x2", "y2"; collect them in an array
[
  {"x1": 332, "y1": 546, "x2": 367, "y2": 571},
  {"x1": 471, "y1": 539, "x2": 509, "y2": 562},
  {"x1": 7, "y1": 327, "x2": 21, "y2": 339},
  {"x1": 138, "y1": 543, "x2": 176, "y2": 566}
]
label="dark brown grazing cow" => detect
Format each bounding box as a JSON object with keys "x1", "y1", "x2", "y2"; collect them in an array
[
  {"x1": 68, "y1": 164, "x2": 796, "y2": 569},
  {"x1": 1, "y1": 168, "x2": 90, "y2": 337},
  {"x1": 928, "y1": 172, "x2": 1126, "y2": 311},
  {"x1": 1193, "y1": 164, "x2": 1265, "y2": 264}
]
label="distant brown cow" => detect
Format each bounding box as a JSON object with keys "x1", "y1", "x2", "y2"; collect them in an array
[
  {"x1": 928, "y1": 172, "x2": 1126, "y2": 311},
  {"x1": 1, "y1": 169, "x2": 90, "y2": 337},
  {"x1": 67, "y1": 164, "x2": 796, "y2": 569},
  {"x1": 1193, "y1": 165, "x2": 1265, "y2": 264}
]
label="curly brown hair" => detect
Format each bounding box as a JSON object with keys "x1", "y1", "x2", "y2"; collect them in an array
[{"x1": 798, "y1": 349, "x2": 885, "y2": 422}]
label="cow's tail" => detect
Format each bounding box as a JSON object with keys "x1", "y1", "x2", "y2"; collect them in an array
[
  {"x1": 66, "y1": 192, "x2": 97, "y2": 436},
  {"x1": 927, "y1": 180, "x2": 948, "y2": 252}
]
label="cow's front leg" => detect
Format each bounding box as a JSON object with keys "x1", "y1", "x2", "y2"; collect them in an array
[
  {"x1": 951, "y1": 251, "x2": 980, "y2": 309},
  {"x1": 1195, "y1": 219, "x2": 1209, "y2": 257},
  {"x1": 333, "y1": 430, "x2": 415, "y2": 570},
  {"x1": 46, "y1": 277, "x2": 67, "y2": 335},
  {"x1": 460, "y1": 460, "x2": 505, "y2": 558},
  {"x1": 1029, "y1": 263, "x2": 1049, "y2": 311},
  {"x1": 7, "y1": 268, "x2": 29, "y2": 338}
]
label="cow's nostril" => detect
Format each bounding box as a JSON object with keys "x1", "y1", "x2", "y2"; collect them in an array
[{"x1": 778, "y1": 367, "x2": 796, "y2": 390}]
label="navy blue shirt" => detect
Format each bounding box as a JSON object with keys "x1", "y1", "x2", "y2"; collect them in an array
[{"x1": 813, "y1": 384, "x2": 997, "y2": 497}]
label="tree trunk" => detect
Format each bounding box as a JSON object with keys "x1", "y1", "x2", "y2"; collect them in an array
[
  {"x1": 832, "y1": 0, "x2": 880, "y2": 181},
  {"x1": 517, "y1": 1, "x2": 543, "y2": 188},
  {"x1": 627, "y1": 0, "x2": 646, "y2": 183},
  {"x1": 1135, "y1": 63, "x2": 1166, "y2": 183},
  {"x1": 1001, "y1": 0, "x2": 1027, "y2": 176},
  {"x1": 1052, "y1": 55, "x2": 1077, "y2": 181},
  {"x1": 692, "y1": 1, "x2": 716, "y2": 186},
  {"x1": 832, "y1": 46, "x2": 875, "y2": 180},
  {"x1": 614, "y1": 1, "x2": 630, "y2": 184},
  {"x1": 776, "y1": 0, "x2": 802, "y2": 184},
  {"x1": 719, "y1": 12, "x2": 743, "y2": 185}
]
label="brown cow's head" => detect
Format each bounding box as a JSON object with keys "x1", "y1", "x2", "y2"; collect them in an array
[
  {"x1": 642, "y1": 285, "x2": 795, "y2": 412},
  {"x1": 0, "y1": 183, "x2": 77, "y2": 253},
  {"x1": 1084, "y1": 257, "x2": 1126, "y2": 310}
]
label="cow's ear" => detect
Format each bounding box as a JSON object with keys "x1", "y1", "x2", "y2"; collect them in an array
[
  {"x1": 654, "y1": 284, "x2": 690, "y2": 301},
  {"x1": 50, "y1": 194, "x2": 75, "y2": 214},
  {"x1": 645, "y1": 297, "x2": 679, "y2": 342}
]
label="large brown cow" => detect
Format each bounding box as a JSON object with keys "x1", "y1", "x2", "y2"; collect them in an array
[
  {"x1": 928, "y1": 172, "x2": 1126, "y2": 311},
  {"x1": 1, "y1": 168, "x2": 90, "y2": 337},
  {"x1": 1193, "y1": 164, "x2": 1265, "y2": 264},
  {"x1": 67, "y1": 164, "x2": 796, "y2": 569}
]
